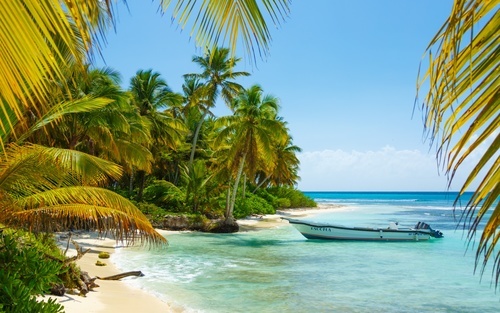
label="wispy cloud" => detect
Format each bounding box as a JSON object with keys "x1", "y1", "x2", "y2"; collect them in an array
[{"x1": 297, "y1": 146, "x2": 478, "y2": 191}]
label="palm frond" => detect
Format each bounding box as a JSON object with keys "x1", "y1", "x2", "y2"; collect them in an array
[
  {"x1": 417, "y1": 0, "x2": 500, "y2": 286},
  {"x1": 16, "y1": 97, "x2": 114, "y2": 144},
  {"x1": 0, "y1": 144, "x2": 165, "y2": 245},
  {"x1": 0, "y1": 144, "x2": 122, "y2": 192},
  {"x1": 0, "y1": 0, "x2": 113, "y2": 137},
  {"x1": 163, "y1": 0, "x2": 290, "y2": 62}
]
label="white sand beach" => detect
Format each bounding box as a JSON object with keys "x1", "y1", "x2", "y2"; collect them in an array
[{"x1": 42, "y1": 234, "x2": 181, "y2": 313}]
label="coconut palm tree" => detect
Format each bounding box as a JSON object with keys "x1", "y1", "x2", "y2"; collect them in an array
[
  {"x1": 129, "y1": 69, "x2": 187, "y2": 200},
  {"x1": 214, "y1": 85, "x2": 286, "y2": 227},
  {"x1": 254, "y1": 134, "x2": 301, "y2": 191},
  {"x1": 185, "y1": 47, "x2": 250, "y2": 167},
  {"x1": 417, "y1": 0, "x2": 499, "y2": 286},
  {"x1": 0, "y1": 79, "x2": 165, "y2": 245},
  {"x1": 0, "y1": 0, "x2": 290, "y2": 146},
  {"x1": 129, "y1": 70, "x2": 186, "y2": 148},
  {"x1": 162, "y1": 0, "x2": 290, "y2": 62}
]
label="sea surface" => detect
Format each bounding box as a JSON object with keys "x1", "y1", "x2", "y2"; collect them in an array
[{"x1": 114, "y1": 192, "x2": 499, "y2": 313}]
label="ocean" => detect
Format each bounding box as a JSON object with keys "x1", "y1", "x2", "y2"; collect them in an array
[{"x1": 114, "y1": 192, "x2": 499, "y2": 313}]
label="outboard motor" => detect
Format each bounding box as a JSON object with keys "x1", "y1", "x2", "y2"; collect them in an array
[
  {"x1": 415, "y1": 222, "x2": 444, "y2": 238},
  {"x1": 430, "y1": 228, "x2": 444, "y2": 238}
]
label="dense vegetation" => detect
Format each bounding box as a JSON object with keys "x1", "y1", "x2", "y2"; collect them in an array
[{"x1": 23, "y1": 47, "x2": 314, "y2": 230}]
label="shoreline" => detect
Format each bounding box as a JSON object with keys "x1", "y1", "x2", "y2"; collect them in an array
[
  {"x1": 238, "y1": 203, "x2": 345, "y2": 230},
  {"x1": 44, "y1": 235, "x2": 180, "y2": 313},
  {"x1": 48, "y1": 204, "x2": 341, "y2": 312}
]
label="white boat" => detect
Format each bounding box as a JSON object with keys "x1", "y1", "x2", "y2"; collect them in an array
[{"x1": 284, "y1": 218, "x2": 443, "y2": 241}]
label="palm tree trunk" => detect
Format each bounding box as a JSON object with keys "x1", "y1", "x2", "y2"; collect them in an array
[
  {"x1": 136, "y1": 170, "x2": 146, "y2": 202},
  {"x1": 189, "y1": 109, "x2": 210, "y2": 167},
  {"x1": 227, "y1": 153, "x2": 246, "y2": 221},
  {"x1": 242, "y1": 174, "x2": 246, "y2": 199},
  {"x1": 253, "y1": 175, "x2": 271, "y2": 193},
  {"x1": 225, "y1": 185, "x2": 231, "y2": 219},
  {"x1": 129, "y1": 167, "x2": 135, "y2": 197}
]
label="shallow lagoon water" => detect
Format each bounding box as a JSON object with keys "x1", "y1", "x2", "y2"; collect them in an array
[{"x1": 114, "y1": 192, "x2": 499, "y2": 312}]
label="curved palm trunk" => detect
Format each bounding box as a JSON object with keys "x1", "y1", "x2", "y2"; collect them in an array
[
  {"x1": 188, "y1": 109, "x2": 210, "y2": 167},
  {"x1": 226, "y1": 153, "x2": 246, "y2": 222},
  {"x1": 253, "y1": 174, "x2": 271, "y2": 193}
]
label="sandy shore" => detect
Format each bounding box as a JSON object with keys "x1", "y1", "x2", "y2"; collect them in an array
[
  {"x1": 238, "y1": 203, "x2": 345, "y2": 230},
  {"x1": 41, "y1": 204, "x2": 340, "y2": 312},
  {"x1": 41, "y1": 234, "x2": 181, "y2": 313}
]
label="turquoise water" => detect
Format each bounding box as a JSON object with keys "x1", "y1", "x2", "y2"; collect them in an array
[{"x1": 114, "y1": 192, "x2": 499, "y2": 312}]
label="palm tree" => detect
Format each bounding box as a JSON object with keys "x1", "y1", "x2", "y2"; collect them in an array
[
  {"x1": 129, "y1": 69, "x2": 187, "y2": 200},
  {"x1": 21, "y1": 65, "x2": 155, "y2": 186},
  {"x1": 185, "y1": 47, "x2": 250, "y2": 167},
  {"x1": 0, "y1": 77, "x2": 165, "y2": 245},
  {"x1": 181, "y1": 160, "x2": 214, "y2": 213},
  {"x1": 254, "y1": 134, "x2": 301, "y2": 191},
  {"x1": 214, "y1": 85, "x2": 286, "y2": 227},
  {"x1": 162, "y1": 0, "x2": 290, "y2": 62},
  {"x1": 417, "y1": 0, "x2": 499, "y2": 286}
]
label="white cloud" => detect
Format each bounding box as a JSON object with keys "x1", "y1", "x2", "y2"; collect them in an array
[{"x1": 297, "y1": 146, "x2": 479, "y2": 191}]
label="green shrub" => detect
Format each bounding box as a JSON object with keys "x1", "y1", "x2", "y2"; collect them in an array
[
  {"x1": 233, "y1": 193, "x2": 275, "y2": 218},
  {"x1": 135, "y1": 202, "x2": 166, "y2": 224},
  {"x1": 275, "y1": 197, "x2": 291, "y2": 208},
  {"x1": 0, "y1": 232, "x2": 64, "y2": 313},
  {"x1": 267, "y1": 186, "x2": 316, "y2": 208},
  {"x1": 254, "y1": 188, "x2": 279, "y2": 209}
]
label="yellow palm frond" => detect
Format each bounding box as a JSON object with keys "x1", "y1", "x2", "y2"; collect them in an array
[
  {"x1": 0, "y1": 144, "x2": 166, "y2": 245},
  {"x1": 4, "y1": 186, "x2": 166, "y2": 245},
  {"x1": 417, "y1": 0, "x2": 500, "y2": 286},
  {"x1": 0, "y1": 144, "x2": 122, "y2": 190},
  {"x1": 0, "y1": 0, "x2": 112, "y2": 142}
]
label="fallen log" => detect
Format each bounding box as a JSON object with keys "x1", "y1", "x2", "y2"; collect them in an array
[{"x1": 97, "y1": 271, "x2": 144, "y2": 280}]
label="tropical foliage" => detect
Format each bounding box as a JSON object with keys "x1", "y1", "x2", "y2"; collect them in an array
[
  {"x1": 0, "y1": 0, "x2": 295, "y2": 237},
  {"x1": 0, "y1": 0, "x2": 291, "y2": 145},
  {"x1": 0, "y1": 0, "x2": 300, "y2": 306},
  {"x1": 214, "y1": 85, "x2": 287, "y2": 222},
  {"x1": 417, "y1": 0, "x2": 499, "y2": 286},
  {"x1": 0, "y1": 231, "x2": 64, "y2": 313}
]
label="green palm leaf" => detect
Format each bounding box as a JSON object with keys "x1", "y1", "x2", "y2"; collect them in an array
[{"x1": 15, "y1": 97, "x2": 114, "y2": 145}]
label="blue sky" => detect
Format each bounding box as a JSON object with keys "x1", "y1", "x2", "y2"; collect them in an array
[{"x1": 96, "y1": 0, "x2": 480, "y2": 191}]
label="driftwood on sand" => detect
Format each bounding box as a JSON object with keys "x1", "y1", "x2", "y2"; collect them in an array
[
  {"x1": 97, "y1": 271, "x2": 145, "y2": 280},
  {"x1": 51, "y1": 234, "x2": 145, "y2": 297}
]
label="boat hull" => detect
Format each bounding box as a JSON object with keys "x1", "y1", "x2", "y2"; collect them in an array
[{"x1": 286, "y1": 219, "x2": 432, "y2": 241}]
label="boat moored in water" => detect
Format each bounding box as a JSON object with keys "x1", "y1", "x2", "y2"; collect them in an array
[{"x1": 284, "y1": 218, "x2": 443, "y2": 241}]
